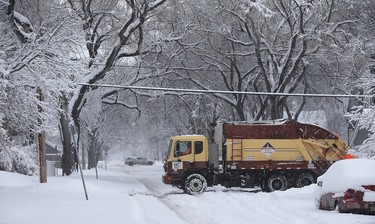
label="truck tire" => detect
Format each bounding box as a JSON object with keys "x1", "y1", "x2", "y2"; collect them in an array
[
  {"x1": 295, "y1": 173, "x2": 315, "y2": 188},
  {"x1": 267, "y1": 174, "x2": 288, "y2": 192},
  {"x1": 184, "y1": 173, "x2": 207, "y2": 195},
  {"x1": 128, "y1": 162, "x2": 134, "y2": 166}
]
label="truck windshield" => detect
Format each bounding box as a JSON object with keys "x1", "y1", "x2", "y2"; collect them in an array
[
  {"x1": 174, "y1": 141, "x2": 192, "y2": 156},
  {"x1": 166, "y1": 140, "x2": 172, "y2": 159}
]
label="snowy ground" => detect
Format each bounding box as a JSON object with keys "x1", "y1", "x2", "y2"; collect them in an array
[{"x1": 1, "y1": 160, "x2": 374, "y2": 224}]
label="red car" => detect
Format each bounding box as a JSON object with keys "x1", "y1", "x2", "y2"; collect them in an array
[{"x1": 315, "y1": 158, "x2": 375, "y2": 215}]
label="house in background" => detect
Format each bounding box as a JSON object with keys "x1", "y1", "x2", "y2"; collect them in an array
[
  {"x1": 45, "y1": 141, "x2": 62, "y2": 176},
  {"x1": 45, "y1": 141, "x2": 62, "y2": 166}
]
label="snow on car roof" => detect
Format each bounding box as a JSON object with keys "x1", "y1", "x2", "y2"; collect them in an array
[{"x1": 318, "y1": 158, "x2": 375, "y2": 193}]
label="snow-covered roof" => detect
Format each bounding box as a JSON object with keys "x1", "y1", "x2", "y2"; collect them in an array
[{"x1": 45, "y1": 141, "x2": 62, "y2": 154}]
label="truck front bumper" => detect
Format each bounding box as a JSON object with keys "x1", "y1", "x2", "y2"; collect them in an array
[{"x1": 162, "y1": 174, "x2": 173, "y2": 185}]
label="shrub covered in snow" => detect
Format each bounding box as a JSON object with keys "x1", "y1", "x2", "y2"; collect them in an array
[{"x1": 0, "y1": 128, "x2": 38, "y2": 176}]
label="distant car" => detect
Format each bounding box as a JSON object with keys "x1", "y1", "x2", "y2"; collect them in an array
[
  {"x1": 315, "y1": 158, "x2": 375, "y2": 215},
  {"x1": 125, "y1": 156, "x2": 155, "y2": 166}
]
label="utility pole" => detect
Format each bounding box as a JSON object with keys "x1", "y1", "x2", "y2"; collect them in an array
[
  {"x1": 81, "y1": 143, "x2": 86, "y2": 170},
  {"x1": 37, "y1": 87, "x2": 47, "y2": 183},
  {"x1": 35, "y1": 0, "x2": 46, "y2": 184}
]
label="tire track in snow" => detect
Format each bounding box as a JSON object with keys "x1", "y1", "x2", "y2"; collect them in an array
[
  {"x1": 135, "y1": 176, "x2": 191, "y2": 223},
  {"x1": 122, "y1": 165, "x2": 190, "y2": 223}
]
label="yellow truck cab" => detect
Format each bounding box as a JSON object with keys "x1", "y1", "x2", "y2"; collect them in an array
[{"x1": 163, "y1": 135, "x2": 211, "y2": 194}]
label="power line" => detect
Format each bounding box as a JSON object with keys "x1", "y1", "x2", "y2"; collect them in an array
[
  {"x1": 77, "y1": 83, "x2": 372, "y2": 98},
  {"x1": 67, "y1": 61, "x2": 358, "y2": 79},
  {"x1": 92, "y1": 63, "x2": 357, "y2": 78}
]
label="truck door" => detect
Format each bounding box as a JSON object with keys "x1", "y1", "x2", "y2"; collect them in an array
[{"x1": 169, "y1": 141, "x2": 194, "y2": 174}]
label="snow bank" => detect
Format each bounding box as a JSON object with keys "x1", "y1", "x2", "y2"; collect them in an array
[
  {"x1": 0, "y1": 165, "x2": 183, "y2": 224},
  {"x1": 0, "y1": 171, "x2": 38, "y2": 188}
]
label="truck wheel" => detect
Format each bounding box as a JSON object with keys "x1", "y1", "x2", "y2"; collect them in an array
[
  {"x1": 128, "y1": 162, "x2": 134, "y2": 166},
  {"x1": 296, "y1": 173, "x2": 315, "y2": 188},
  {"x1": 184, "y1": 173, "x2": 207, "y2": 195},
  {"x1": 267, "y1": 174, "x2": 288, "y2": 192}
]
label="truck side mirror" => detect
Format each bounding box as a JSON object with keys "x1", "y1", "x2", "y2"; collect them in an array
[{"x1": 317, "y1": 181, "x2": 323, "y2": 187}]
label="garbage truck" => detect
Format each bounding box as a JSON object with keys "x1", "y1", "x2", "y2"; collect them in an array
[{"x1": 162, "y1": 119, "x2": 349, "y2": 195}]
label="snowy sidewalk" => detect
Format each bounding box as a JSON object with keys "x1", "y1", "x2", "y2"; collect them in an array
[{"x1": 0, "y1": 163, "x2": 185, "y2": 224}]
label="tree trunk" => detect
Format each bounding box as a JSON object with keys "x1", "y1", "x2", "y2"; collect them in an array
[
  {"x1": 87, "y1": 148, "x2": 96, "y2": 169},
  {"x1": 87, "y1": 133, "x2": 97, "y2": 170},
  {"x1": 236, "y1": 103, "x2": 246, "y2": 121},
  {"x1": 59, "y1": 94, "x2": 75, "y2": 176}
]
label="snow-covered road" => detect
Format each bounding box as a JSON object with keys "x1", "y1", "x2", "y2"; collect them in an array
[
  {"x1": 1, "y1": 160, "x2": 374, "y2": 224},
  {"x1": 121, "y1": 162, "x2": 375, "y2": 224}
]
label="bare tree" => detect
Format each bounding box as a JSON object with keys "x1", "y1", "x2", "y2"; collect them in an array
[
  {"x1": 69, "y1": 0, "x2": 166, "y2": 130},
  {"x1": 152, "y1": 0, "x2": 362, "y2": 124}
]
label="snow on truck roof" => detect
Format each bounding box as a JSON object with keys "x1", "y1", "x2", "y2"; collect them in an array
[
  {"x1": 170, "y1": 135, "x2": 205, "y2": 139},
  {"x1": 220, "y1": 118, "x2": 288, "y2": 125},
  {"x1": 222, "y1": 120, "x2": 338, "y2": 140},
  {"x1": 317, "y1": 158, "x2": 375, "y2": 193},
  {"x1": 220, "y1": 119, "x2": 326, "y2": 129}
]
